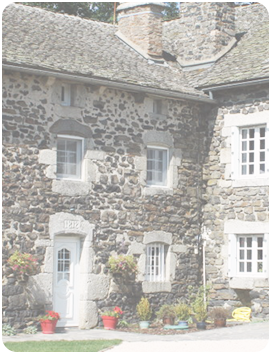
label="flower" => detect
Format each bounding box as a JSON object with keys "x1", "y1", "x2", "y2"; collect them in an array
[
  {"x1": 101, "y1": 307, "x2": 123, "y2": 319},
  {"x1": 39, "y1": 310, "x2": 60, "y2": 322},
  {"x1": 8, "y1": 251, "x2": 38, "y2": 277},
  {"x1": 108, "y1": 255, "x2": 138, "y2": 276}
]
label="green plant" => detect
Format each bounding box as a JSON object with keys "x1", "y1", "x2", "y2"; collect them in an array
[
  {"x1": 118, "y1": 320, "x2": 129, "y2": 328},
  {"x1": 136, "y1": 297, "x2": 152, "y2": 321},
  {"x1": 2, "y1": 324, "x2": 17, "y2": 336},
  {"x1": 108, "y1": 254, "x2": 138, "y2": 276},
  {"x1": 156, "y1": 304, "x2": 176, "y2": 320},
  {"x1": 189, "y1": 285, "x2": 210, "y2": 322},
  {"x1": 208, "y1": 307, "x2": 230, "y2": 321},
  {"x1": 174, "y1": 302, "x2": 191, "y2": 321},
  {"x1": 23, "y1": 326, "x2": 38, "y2": 334},
  {"x1": 101, "y1": 307, "x2": 123, "y2": 318},
  {"x1": 39, "y1": 310, "x2": 60, "y2": 321},
  {"x1": 7, "y1": 251, "x2": 38, "y2": 277}
]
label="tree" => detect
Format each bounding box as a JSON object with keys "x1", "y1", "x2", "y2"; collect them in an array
[{"x1": 20, "y1": 2, "x2": 180, "y2": 23}]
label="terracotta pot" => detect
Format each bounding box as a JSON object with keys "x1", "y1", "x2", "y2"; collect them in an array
[
  {"x1": 163, "y1": 317, "x2": 175, "y2": 325},
  {"x1": 214, "y1": 318, "x2": 226, "y2": 327},
  {"x1": 102, "y1": 316, "x2": 118, "y2": 330},
  {"x1": 40, "y1": 319, "x2": 58, "y2": 334}
]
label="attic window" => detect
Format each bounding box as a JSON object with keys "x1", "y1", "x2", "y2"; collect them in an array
[
  {"x1": 153, "y1": 99, "x2": 163, "y2": 115},
  {"x1": 61, "y1": 84, "x2": 71, "y2": 106}
]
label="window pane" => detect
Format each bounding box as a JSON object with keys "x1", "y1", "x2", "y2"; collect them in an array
[
  {"x1": 247, "y1": 262, "x2": 252, "y2": 272},
  {"x1": 257, "y1": 237, "x2": 263, "y2": 248},
  {"x1": 241, "y1": 165, "x2": 247, "y2": 175},
  {"x1": 239, "y1": 262, "x2": 244, "y2": 272},
  {"x1": 249, "y1": 153, "x2": 254, "y2": 162},
  {"x1": 260, "y1": 152, "x2": 265, "y2": 162},
  {"x1": 260, "y1": 139, "x2": 265, "y2": 149},
  {"x1": 242, "y1": 130, "x2": 247, "y2": 139},
  {"x1": 242, "y1": 153, "x2": 247, "y2": 163},
  {"x1": 249, "y1": 141, "x2": 254, "y2": 150},
  {"x1": 249, "y1": 165, "x2": 254, "y2": 174},
  {"x1": 260, "y1": 164, "x2": 265, "y2": 174},
  {"x1": 239, "y1": 250, "x2": 244, "y2": 260},
  {"x1": 242, "y1": 141, "x2": 247, "y2": 151},
  {"x1": 249, "y1": 129, "x2": 255, "y2": 138},
  {"x1": 260, "y1": 127, "x2": 265, "y2": 137},
  {"x1": 239, "y1": 238, "x2": 245, "y2": 247},
  {"x1": 258, "y1": 250, "x2": 263, "y2": 260},
  {"x1": 247, "y1": 238, "x2": 252, "y2": 248},
  {"x1": 257, "y1": 262, "x2": 263, "y2": 273},
  {"x1": 247, "y1": 250, "x2": 252, "y2": 260}
]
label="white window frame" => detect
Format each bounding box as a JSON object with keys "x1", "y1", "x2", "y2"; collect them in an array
[
  {"x1": 61, "y1": 83, "x2": 71, "y2": 106},
  {"x1": 231, "y1": 124, "x2": 269, "y2": 180},
  {"x1": 228, "y1": 233, "x2": 268, "y2": 278},
  {"x1": 146, "y1": 146, "x2": 169, "y2": 187},
  {"x1": 145, "y1": 243, "x2": 167, "y2": 282},
  {"x1": 56, "y1": 135, "x2": 84, "y2": 180}
]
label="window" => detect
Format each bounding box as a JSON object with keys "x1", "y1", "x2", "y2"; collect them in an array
[
  {"x1": 153, "y1": 99, "x2": 163, "y2": 115},
  {"x1": 61, "y1": 83, "x2": 71, "y2": 106},
  {"x1": 228, "y1": 233, "x2": 268, "y2": 277},
  {"x1": 146, "y1": 243, "x2": 167, "y2": 282},
  {"x1": 240, "y1": 126, "x2": 266, "y2": 176},
  {"x1": 57, "y1": 136, "x2": 83, "y2": 180},
  {"x1": 57, "y1": 248, "x2": 70, "y2": 282},
  {"x1": 147, "y1": 147, "x2": 168, "y2": 186}
]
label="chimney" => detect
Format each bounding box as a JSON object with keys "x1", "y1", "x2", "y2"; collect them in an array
[{"x1": 116, "y1": 2, "x2": 166, "y2": 60}]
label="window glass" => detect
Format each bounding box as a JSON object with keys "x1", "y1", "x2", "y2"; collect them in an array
[
  {"x1": 237, "y1": 235, "x2": 265, "y2": 275},
  {"x1": 57, "y1": 137, "x2": 82, "y2": 179},
  {"x1": 147, "y1": 147, "x2": 168, "y2": 186}
]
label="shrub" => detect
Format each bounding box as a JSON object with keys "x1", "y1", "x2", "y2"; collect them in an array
[
  {"x1": 156, "y1": 305, "x2": 176, "y2": 320},
  {"x1": 136, "y1": 297, "x2": 152, "y2": 321},
  {"x1": 108, "y1": 254, "x2": 137, "y2": 276},
  {"x1": 23, "y1": 326, "x2": 38, "y2": 334},
  {"x1": 208, "y1": 307, "x2": 230, "y2": 320},
  {"x1": 7, "y1": 250, "x2": 38, "y2": 277},
  {"x1": 2, "y1": 324, "x2": 17, "y2": 336},
  {"x1": 174, "y1": 302, "x2": 191, "y2": 321}
]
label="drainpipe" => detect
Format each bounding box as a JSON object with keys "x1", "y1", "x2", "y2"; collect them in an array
[{"x1": 201, "y1": 226, "x2": 211, "y2": 305}]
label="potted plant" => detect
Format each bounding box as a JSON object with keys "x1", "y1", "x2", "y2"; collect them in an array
[
  {"x1": 101, "y1": 307, "x2": 123, "y2": 330},
  {"x1": 136, "y1": 297, "x2": 152, "y2": 329},
  {"x1": 39, "y1": 310, "x2": 60, "y2": 334},
  {"x1": 108, "y1": 254, "x2": 138, "y2": 279},
  {"x1": 8, "y1": 251, "x2": 38, "y2": 279},
  {"x1": 156, "y1": 305, "x2": 176, "y2": 325},
  {"x1": 174, "y1": 302, "x2": 191, "y2": 326},
  {"x1": 208, "y1": 307, "x2": 229, "y2": 327},
  {"x1": 189, "y1": 285, "x2": 210, "y2": 330}
]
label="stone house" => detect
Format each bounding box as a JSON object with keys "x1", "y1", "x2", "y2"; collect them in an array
[{"x1": 2, "y1": 2, "x2": 269, "y2": 329}]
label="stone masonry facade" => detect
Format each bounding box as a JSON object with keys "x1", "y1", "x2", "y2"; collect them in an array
[{"x1": 2, "y1": 70, "x2": 210, "y2": 328}]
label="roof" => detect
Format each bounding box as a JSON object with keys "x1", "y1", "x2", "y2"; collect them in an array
[
  {"x1": 2, "y1": 3, "x2": 269, "y2": 97},
  {"x1": 184, "y1": 20, "x2": 269, "y2": 89},
  {"x1": 2, "y1": 3, "x2": 205, "y2": 100}
]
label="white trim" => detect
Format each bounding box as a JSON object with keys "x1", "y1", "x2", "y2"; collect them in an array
[{"x1": 146, "y1": 145, "x2": 169, "y2": 187}]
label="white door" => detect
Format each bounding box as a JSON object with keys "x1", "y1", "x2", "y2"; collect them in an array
[{"x1": 53, "y1": 237, "x2": 80, "y2": 327}]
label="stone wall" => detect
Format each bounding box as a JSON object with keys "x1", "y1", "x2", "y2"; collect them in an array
[
  {"x1": 2, "y1": 70, "x2": 210, "y2": 328},
  {"x1": 202, "y1": 84, "x2": 269, "y2": 319}
]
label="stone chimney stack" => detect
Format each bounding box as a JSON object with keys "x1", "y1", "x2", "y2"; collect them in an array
[
  {"x1": 178, "y1": 2, "x2": 236, "y2": 64},
  {"x1": 117, "y1": 2, "x2": 166, "y2": 60}
]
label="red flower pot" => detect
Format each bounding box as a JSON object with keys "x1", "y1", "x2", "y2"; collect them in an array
[
  {"x1": 40, "y1": 319, "x2": 58, "y2": 334},
  {"x1": 102, "y1": 316, "x2": 118, "y2": 330}
]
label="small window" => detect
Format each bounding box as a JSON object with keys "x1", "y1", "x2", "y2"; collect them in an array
[
  {"x1": 239, "y1": 126, "x2": 266, "y2": 176},
  {"x1": 57, "y1": 136, "x2": 83, "y2": 180},
  {"x1": 147, "y1": 147, "x2": 168, "y2": 186},
  {"x1": 61, "y1": 84, "x2": 71, "y2": 106},
  {"x1": 57, "y1": 248, "x2": 70, "y2": 282},
  {"x1": 146, "y1": 243, "x2": 167, "y2": 282},
  {"x1": 153, "y1": 99, "x2": 163, "y2": 115}
]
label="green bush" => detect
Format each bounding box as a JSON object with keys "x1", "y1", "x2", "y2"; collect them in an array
[
  {"x1": 136, "y1": 297, "x2": 152, "y2": 321},
  {"x1": 2, "y1": 324, "x2": 17, "y2": 336}
]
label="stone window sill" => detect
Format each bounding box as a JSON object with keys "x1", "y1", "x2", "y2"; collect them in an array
[
  {"x1": 232, "y1": 177, "x2": 269, "y2": 187},
  {"x1": 142, "y1": 281, "x2": 171, "y2": 293},
  {"x1": 229, "y1": 277, "x2": 269, "y2": 289},
  {"x1": 143, "y1": 186, "x2": 173, "y2": 196}
]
